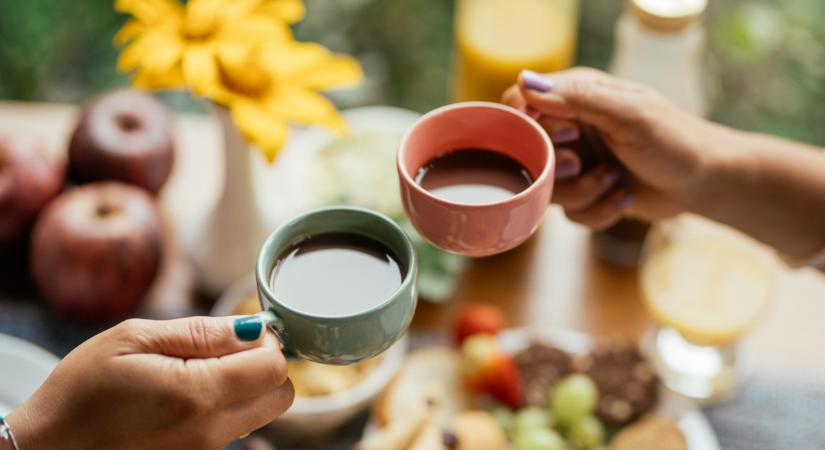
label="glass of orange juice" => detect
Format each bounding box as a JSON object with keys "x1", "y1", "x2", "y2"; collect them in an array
[
  {"x1": 640, "y1": 214, "x2": 779, "y2": 403},
  {"x1": 451, "y1": 0, "x2": 580, "y2": 102}
]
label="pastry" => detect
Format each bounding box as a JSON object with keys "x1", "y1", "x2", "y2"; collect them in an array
[
  {"x1": 514, "y1": 342, "x2": 573, "y2": 407},
  {"x1": 576, "y1": 338, "x2": 658, "y2": 425},
  {"x1": 374, "y1": 347, "x2": 471, "y2": 427},
  {"x1": 610, "y1": 415, "x2": 687, "y2": 450},
  {"x1": 447, "y1": 411, "x2": 507, "y2": 450}
]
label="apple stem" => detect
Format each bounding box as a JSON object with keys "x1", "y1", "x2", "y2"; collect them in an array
[
  {"x1": 115, "y1": 114, "x2": 140, "y2": 132},
  {"x1": 96, "y1": 203, "x2": 118, "y2": 218}
]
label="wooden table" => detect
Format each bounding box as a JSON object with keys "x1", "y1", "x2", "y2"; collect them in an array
[{"x1": 3, "y1": 101, "x2": 824, "y2": 375}]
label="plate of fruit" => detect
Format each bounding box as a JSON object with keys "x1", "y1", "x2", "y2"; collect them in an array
[{"x1": 358, "y1": 305, "x2": 720, "y2": 450}]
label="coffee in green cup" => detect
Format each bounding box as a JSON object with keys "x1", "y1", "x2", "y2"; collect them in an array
[{"x1": 255, "y1": 206, "x2": 417, "y2": 365}]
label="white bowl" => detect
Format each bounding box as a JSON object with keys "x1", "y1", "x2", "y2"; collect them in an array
[
  {"x1": 0, "y1": 333, "x2": 59, "y2": 415},
  {"x1": 212, "y1": 275, "x2": 407, "y2": 437}
]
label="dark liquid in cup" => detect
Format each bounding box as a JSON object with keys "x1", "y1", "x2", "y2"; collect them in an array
[
  {"x1": 415, "y1": 148, "x2": 534, "y2": 204},
  {"x1": 270, "y1": 232, "x2": 404, "y2": 317}
]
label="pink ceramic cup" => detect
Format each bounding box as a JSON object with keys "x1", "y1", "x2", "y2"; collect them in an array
[{"x1": 397, "y1": 102, "x2": 554, "y2": 257}]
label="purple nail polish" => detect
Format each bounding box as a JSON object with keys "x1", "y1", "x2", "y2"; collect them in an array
[
  {"x1": 620, "y1": 193, "x2": 635, "y2": 209},
  {"x1": 601, "y1": 170, "x2": 620, "y2": 187},
  {"x1": 556, "y1": 159, "x2": 579, "y2": 180},
  {"x1": 552, "y1": 127, "x2": 579, "y2": 144},
  {"x1": 521, "y1": 70, "x2": 552, "y2": 93}
]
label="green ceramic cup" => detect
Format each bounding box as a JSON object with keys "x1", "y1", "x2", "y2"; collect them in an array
[{"x1": 255, "y1": 206, "x2": 418, "y2": 365}]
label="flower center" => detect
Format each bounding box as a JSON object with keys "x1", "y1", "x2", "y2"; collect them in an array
[{"x1": 218, "y1": 57, "x2": 271, "y2": 98}]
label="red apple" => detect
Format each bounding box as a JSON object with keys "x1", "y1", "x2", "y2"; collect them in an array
[
  {"x1": 30, "y1": 182, "x2": 162, "y2": 322},
  {"x1": 0, "y1": 132, "x2": 63, "y2": 248},
  {"x1": 68, "y1": 89, "x2": 174, "y2": 194}
]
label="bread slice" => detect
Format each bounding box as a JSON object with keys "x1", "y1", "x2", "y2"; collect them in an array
[
  {"x1": 357, "y1": 411, "x2": 429, "y2": 450},
  {"x1": 374, "y1": 347, "x2": 472, "y2": 428},
  {"x1": 449, "y1": 411, "x2": 507, "y2": 450},
  {"x1": 610, "y1": 415, "x2": 687, "y2": 450}
]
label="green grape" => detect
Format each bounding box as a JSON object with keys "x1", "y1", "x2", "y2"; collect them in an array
[
  {"x1": 490, "y1": 405, "x2": 514, "y2": 436},
  {"x1": 514, "y1": 428, "x2": 566, "y2": 450},
  {"x1": 512, "y1": 407, "x2": 552, "y2": 437},
  {"x1": 568, "y1": 415, "x2": 606, "y2": 449},
  {"x1": 550, "y1": 374, "x2": 599, "y2": 425}
]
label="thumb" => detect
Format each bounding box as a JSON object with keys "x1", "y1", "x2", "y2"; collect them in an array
[
  {"x1": 518, "y1": 68, "x2": 645, "y2": 129},
  {"x1": 120, "y1": 315, "x2": 267, "y2": 358}
]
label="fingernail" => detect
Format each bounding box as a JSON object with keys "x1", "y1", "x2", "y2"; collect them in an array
[
  {"x1": 620, "y1": 193, "x2": 635, "y2": 209},
  {"x1": 556, "y1": 159, "x2": 579, "y2": 180},
  {"x1": 552, "y1": 127, "x2": 579, "y2": 144},
  {"x1": 601, "y1": 170, "x2": 620, "y2": 187},
  {"x1": 521, "y1": 70, "x2": 552, "y2": 93},
  {"x1": 234, "y1": 316, "x2": 263, "y2": 341}
]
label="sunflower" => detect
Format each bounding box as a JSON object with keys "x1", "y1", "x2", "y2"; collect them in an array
[
  {"x1": 114, "y1": 0, "x2": 363, "y2": 161},
  {"x1": 203, "y1": 41, "x2": 362, "y2": 161},
  {"x1": 115, "y1": 0, "x2": 302, "y2": 90}
]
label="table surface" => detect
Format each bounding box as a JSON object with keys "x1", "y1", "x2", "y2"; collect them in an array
[{"x1": 2, "y1": 100, "x2": 824, "y2": 375}]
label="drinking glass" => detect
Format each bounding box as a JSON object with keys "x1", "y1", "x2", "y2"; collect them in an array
[
  {"x1": 451, "y1": 0, "x2": 580, "y2": 102},
  {"x1": 639, "y1": 214, "x2": 779, "y2": 403}
]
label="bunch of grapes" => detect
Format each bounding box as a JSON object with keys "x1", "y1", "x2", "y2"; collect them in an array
[{"x1": 492, "y1": 374, "x2": 606, "y2": 450}]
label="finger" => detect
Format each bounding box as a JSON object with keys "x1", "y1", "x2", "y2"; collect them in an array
[
  {"x1": 538, "y1": 118, "x2": 580, "y2": 144},
  {"x1": 565, "y1": 188, "x2": 634, "y2": 230},
  {"x1": 502, "y1": 84, "x2": 527, "y2": 112},
  {"x1": 220, "y1": 380, "x2": 296, "y2": 439},
  {"x1": 208, "y1": 332, "x2": 289, "y2": 404},
  {"x1": 518, "y1": 68, "x2": 644, "y2": 128},
  {"x1": 555, "y1": 148, "x2": 581, "y2": 181},
  {"x1": 121, "y1": 315, "x2": 266, "y2": 359},
  {"x1": 553, "y1": 165, "x2": 622, "y2": 210}
]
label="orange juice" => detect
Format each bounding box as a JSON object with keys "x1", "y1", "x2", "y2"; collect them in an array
[
  {"x1": 452, "y1": 0, "x2": 579, "y2": 102},
  {"x1": 641, "y1": 215, "x2": 777, "y2": 346}
]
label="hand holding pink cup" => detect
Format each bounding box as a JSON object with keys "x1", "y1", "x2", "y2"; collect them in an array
[{"x1": 397, "y1": 102, "x2": 555, "y2": 256}]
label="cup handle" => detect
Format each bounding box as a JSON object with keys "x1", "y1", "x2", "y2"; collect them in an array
[{"x1": 254, "y1": 310, "x2": 298, "y2": 360}]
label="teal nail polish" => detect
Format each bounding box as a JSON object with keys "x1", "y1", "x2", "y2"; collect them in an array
[{"x1": 234, "y1": 316, "x2": 263, "y2": 341}]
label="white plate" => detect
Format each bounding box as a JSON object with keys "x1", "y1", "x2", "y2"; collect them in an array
[
  {"x1": 0, "y1": 333, "x2": 59, "y2": 415},
  {"x1": 363, "y1": 328, "x2": 720, "y2": 450}
]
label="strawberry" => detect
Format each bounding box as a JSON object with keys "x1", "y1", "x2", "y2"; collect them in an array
[
  {"x1": 453, "y1": 303, "x2": 506, "y2": 345},
  {"x1": 461, "y1": 334, "x2": 523, "y2": 409}
]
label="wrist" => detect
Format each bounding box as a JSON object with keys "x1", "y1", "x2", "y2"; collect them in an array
[
  {"x1": 1, "y1": 415, "x2": 21, "y2": 450},
  {"x1": 5, "y1": 403, "x2": 48, "y2": 450},
  {"x1": 686, "y1": 123, "x2": 756, "y2": 218}
]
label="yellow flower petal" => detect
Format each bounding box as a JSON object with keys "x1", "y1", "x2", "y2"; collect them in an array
[
  {"x1": 183, "y1": 0, "x2": 223, "y2": 39},
  {"x1": 260, "y1": 42, "x2": 327, "y2": 79},
  {"x1": 113, "y1": 20, "x2": 145, "y2": 46},
  {"x1": 115, "y1": 0, "x2": 182, "y2": 24},
  {"x1": 141, "y1": 37, "x2": 185, "y2": 77},
  {"x1": 254, "y1": 0, "x2": 305, "y2": 24},
  {"x1": 182, "y1": 44, "x2": 219, "y2": 96},
  {"x1": 231, "y1": 99, "x2": 289, "y2": 162},
  {"x1": 222, "y1": 0, "x2": 263, "y2": 19},
  {"x1": 132, "y1": 64, "x2": 186, "y2": 90},
  {"x1": 217, "y1": 15, "x2": 292, "y2": 43},
  {"x1": 117, "y1": 30, "x2": 176, "y2": 72},
  {"x1": 297, "y1": 55, "x2": 362, "y2": 90},
  {"x1": 265, "y1": 85, "x2": 337, "y2": 124}
]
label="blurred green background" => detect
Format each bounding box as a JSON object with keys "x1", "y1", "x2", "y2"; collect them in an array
[{"x1": 0, "y1": 0, "x2": 823, "y2": 145}]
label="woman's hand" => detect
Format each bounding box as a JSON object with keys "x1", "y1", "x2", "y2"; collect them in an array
[
  {"x1": 502, "y1": 68, "x2": 725, "y2": 229},
  {"x1": 5, "y1": 315, "x2": 293, "y2": 450},
  {"x1": 503, "y1": 68, "x2": 825, "y2": 262}
]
